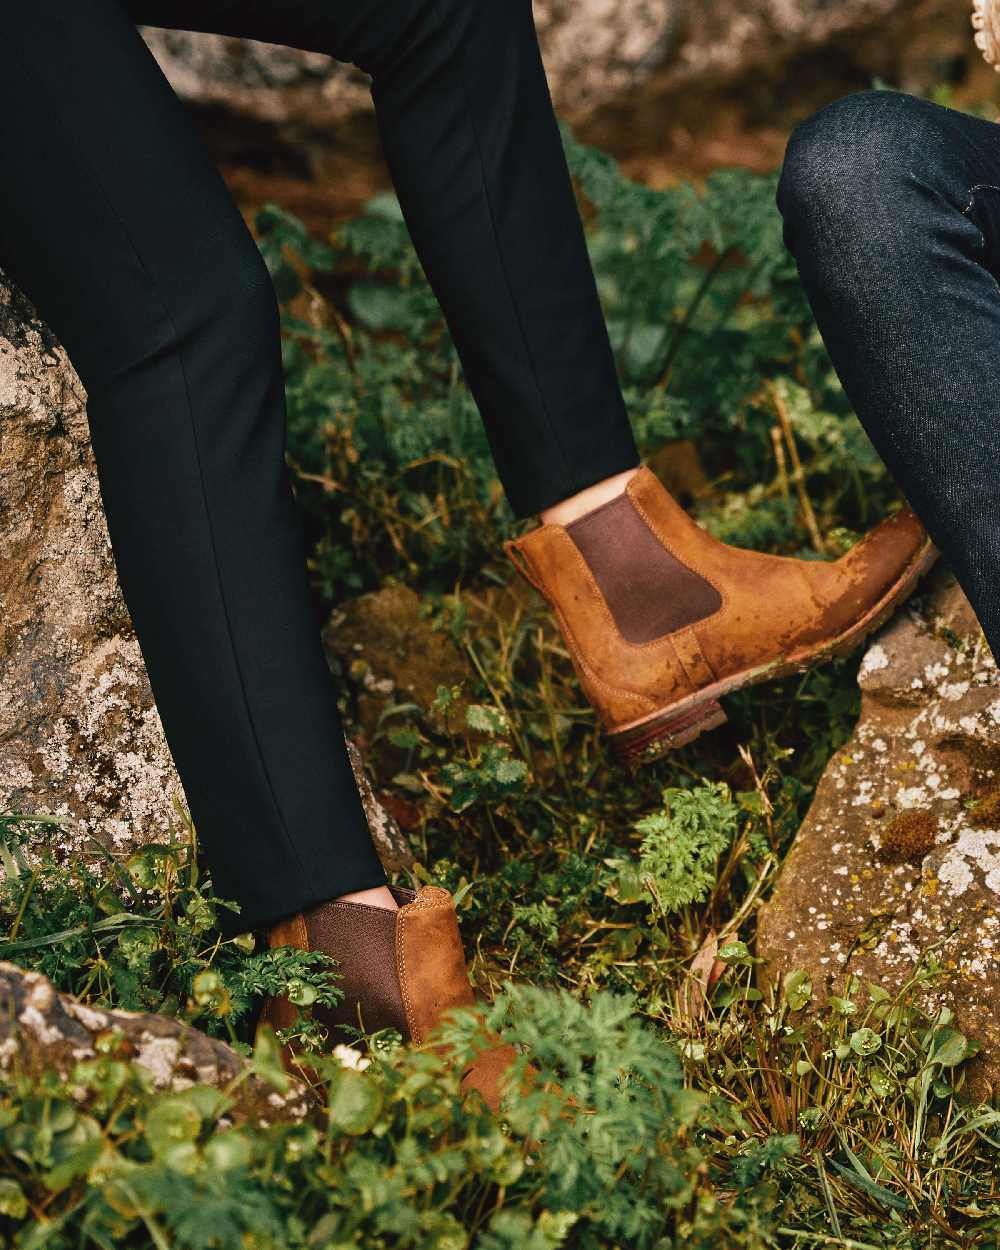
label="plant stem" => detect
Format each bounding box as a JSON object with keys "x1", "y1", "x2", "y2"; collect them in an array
[{"x1": 653, "y1": 247, "x2": 736, "y2": 388}]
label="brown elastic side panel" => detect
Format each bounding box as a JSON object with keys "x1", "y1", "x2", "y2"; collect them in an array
[
  {"x1": 565, "y1": 493, "x2": 722, "y2": 643},
  {"x1": 302, "y1": 897, "x2": 410, "y2": 1044}
]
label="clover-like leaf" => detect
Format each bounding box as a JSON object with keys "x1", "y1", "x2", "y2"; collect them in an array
[{"x1": 327, "y1": 1067, "x2": 383, "y2": 1136}]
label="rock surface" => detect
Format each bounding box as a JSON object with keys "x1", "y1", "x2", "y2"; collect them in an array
[
  {"x1": 141, "y1": 0, "x2": 980, "y2": 144},
  {"x1": 0, "y1": 961, "x2": 311, "y2": 1123},
  {"x1": 141, "y1": 1, "x2": 676, "y2": 127},
  {"x1": 757, "y1": 563, "x2": 1000, "y2": 1096},
  {"x1": 322, "y1": 574, "x2": 547, "y2": 749},
  {"x1": 0, "y1": 275, "x2": 410, "y2": 876},
  {"x1": 324, "y1": 585, "x2": 473, "y2": 743}
]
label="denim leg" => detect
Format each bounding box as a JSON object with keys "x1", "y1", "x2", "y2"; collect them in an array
[{"x1": 777, "y1": 89, "x2": 1000, "y2": 652}]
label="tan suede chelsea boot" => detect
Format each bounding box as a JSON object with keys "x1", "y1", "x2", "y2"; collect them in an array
[
  {"x1": 505, "y1": 465, "x2": 936, "y2": 764},
  {"x1": 258, "y1": 885, "x2": 519, "y2": 1114}
]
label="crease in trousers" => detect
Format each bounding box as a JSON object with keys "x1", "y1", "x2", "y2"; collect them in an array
[{"x1": 1, "y1": 0, "x2": 639, "y2": 933}]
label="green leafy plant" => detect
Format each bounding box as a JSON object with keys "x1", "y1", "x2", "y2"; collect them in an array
[
  {"x1": 623, "y1": 781, "x2": 742, "y2": 916},
  {"x1": 0, "y1": 812, "x2": 340, "y2": 1052}
]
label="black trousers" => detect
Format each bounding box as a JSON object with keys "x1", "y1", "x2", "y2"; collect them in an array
[{"x1": 2, "y1": 1, "x2": 637, "y2": 933}]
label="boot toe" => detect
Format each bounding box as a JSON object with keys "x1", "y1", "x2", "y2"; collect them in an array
[
  {"x1": 829, "y1": 506, "x2": 935, "y2": 620},
  {"x1": 459, "y1": 1042, "x2": 523, "y2": 1113}
]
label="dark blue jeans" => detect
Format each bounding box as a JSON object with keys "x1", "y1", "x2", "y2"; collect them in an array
[{"x1": 777, "y1": 89, "x2": 1000, "y2": 655}]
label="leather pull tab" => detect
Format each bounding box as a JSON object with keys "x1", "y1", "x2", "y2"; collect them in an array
[{"x1": 503, "y1": 538, "x2": 544, "y2": 592}]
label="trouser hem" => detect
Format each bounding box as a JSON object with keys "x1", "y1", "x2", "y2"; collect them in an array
[
  {"x1": 508, "y1": 443, "x2": 641, "y2": 518},
  {"x1": 218, "y1": 859, "x2": 390, "y2": 939}
]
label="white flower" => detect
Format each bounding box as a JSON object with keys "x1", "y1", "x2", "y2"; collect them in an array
[{"x1": 332, "y1": 1044, "x2": 371, "y2": 1071}]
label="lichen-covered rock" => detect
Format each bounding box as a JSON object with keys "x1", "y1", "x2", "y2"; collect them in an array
[
  {"x1": 0, "y1": 275, "x2": 410, "y2": 875},
  {"x1": 757, "y1": 564, "x2": 1000, "y2": 1096},
  {"x1": 0, "y1": 962, "x2": 312, "y2": 1123},
  {"x1": 0, "y1": 277, "x2": 177, "y2": 857}
]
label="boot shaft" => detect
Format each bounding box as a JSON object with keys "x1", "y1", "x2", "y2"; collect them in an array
[
  {"x1": 505, "y1": 466, "x2": 934, "y2": 743},
  {"x1": 265, "y1": 885, "x2": 476, "y2": 1046}
]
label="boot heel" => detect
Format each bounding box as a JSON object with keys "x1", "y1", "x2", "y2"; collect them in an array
[{"x1": 610, "y1": 698, "x2": 728, "y2": 766}]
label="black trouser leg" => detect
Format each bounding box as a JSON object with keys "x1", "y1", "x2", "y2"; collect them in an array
[
  {"x1": 129, "y1": 0, "x2": 640, "y2": 516},
  {"x1": 2, "y1": 0, "x2": 636, "y2": 933},
  {"x1": 3, "y1": 3, "x2": 387, "y2": 934}
]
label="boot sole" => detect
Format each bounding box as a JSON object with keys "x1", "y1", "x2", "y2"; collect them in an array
[{"x1": 608, "y1": 536, "x2": 939, "y2": 766}]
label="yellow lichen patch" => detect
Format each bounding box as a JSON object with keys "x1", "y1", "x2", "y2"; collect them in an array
[{"x1": 879, "y1": 809, "x2": 939, "y2": 864}]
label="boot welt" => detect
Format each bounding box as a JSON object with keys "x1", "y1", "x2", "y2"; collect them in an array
[{"x1": 610, "y1": 535, "x2": 938, "y2": 765}]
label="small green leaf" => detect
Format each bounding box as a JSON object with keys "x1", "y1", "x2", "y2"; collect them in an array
[
  {"x1": 927, "y1": 1027, "x2": 968, "y2": 1068},
  {"x1": 144, "y1": 1096, "x2": 202, "y2": 1161},
  {"x1": 327, "y1": 1068, "x2": 383, "y2": 1136},
  {"x1": 0, "y1": 1178, "x2": 28, "y2": 1219},
  {"x1": 431, "y1": 685, "x2": 456, "y2": 714},
  {"x1": 782, "y1": 969, "x2": 812, "y2": 1011},
  {"x1": 493, "y1": 758, "x2": 528, "y2": 786},
  {"x1": 287, "y1": 979, "x2": 319, "y2": 1007},
  {"x1": 850, "y1": 1028, "x2": 882, "y2": 1057},
  {"x1": 44, "y1": 1136, "x2": 102, "y2": 1194},
  {"x1": 537, "y1": 1210, "x2": 580, "y2": 1246},
  {"x1": 179, "y1": 1087, "x2": 229, "y2": 1123},
  {"x1": 125, "y1": 845, "x2": 180, "y2": 890},
  {"x1": 828, "y1": 1157, "x2": 911, "y2": 1212},
  {"x1": 465, "y1": 704, "x2": 508, "y2": 735},
  {"x1": 250, "y1": 1024, "x2": 291, "y2": 1094},
  {"x1": 204, "y1": 1129, "x2": 252, "y2": 1173},
  {"x1": 798, "y1": 1107, "x2": 823, "y2": 1130},
  {"x1": 191, "y1": 970, "x2": 224, "y2": 1006},
  {"x1": 868, "y1": 1069, "x2": 894, "y2": 1098}
]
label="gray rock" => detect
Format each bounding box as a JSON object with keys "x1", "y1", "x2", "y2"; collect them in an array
[
  {"x1": 757, "y1": 563, "x2": 1000, "y2": 1097},
  {"x1": 0, "y1": 275, "x2": 410, "y2": 881},
  {"x1": 140, "y1": 2, "x2": 675, "y2": 128},
  {"x1": 0, "y1": 961, "x2": 313, "y2": 1123}
]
